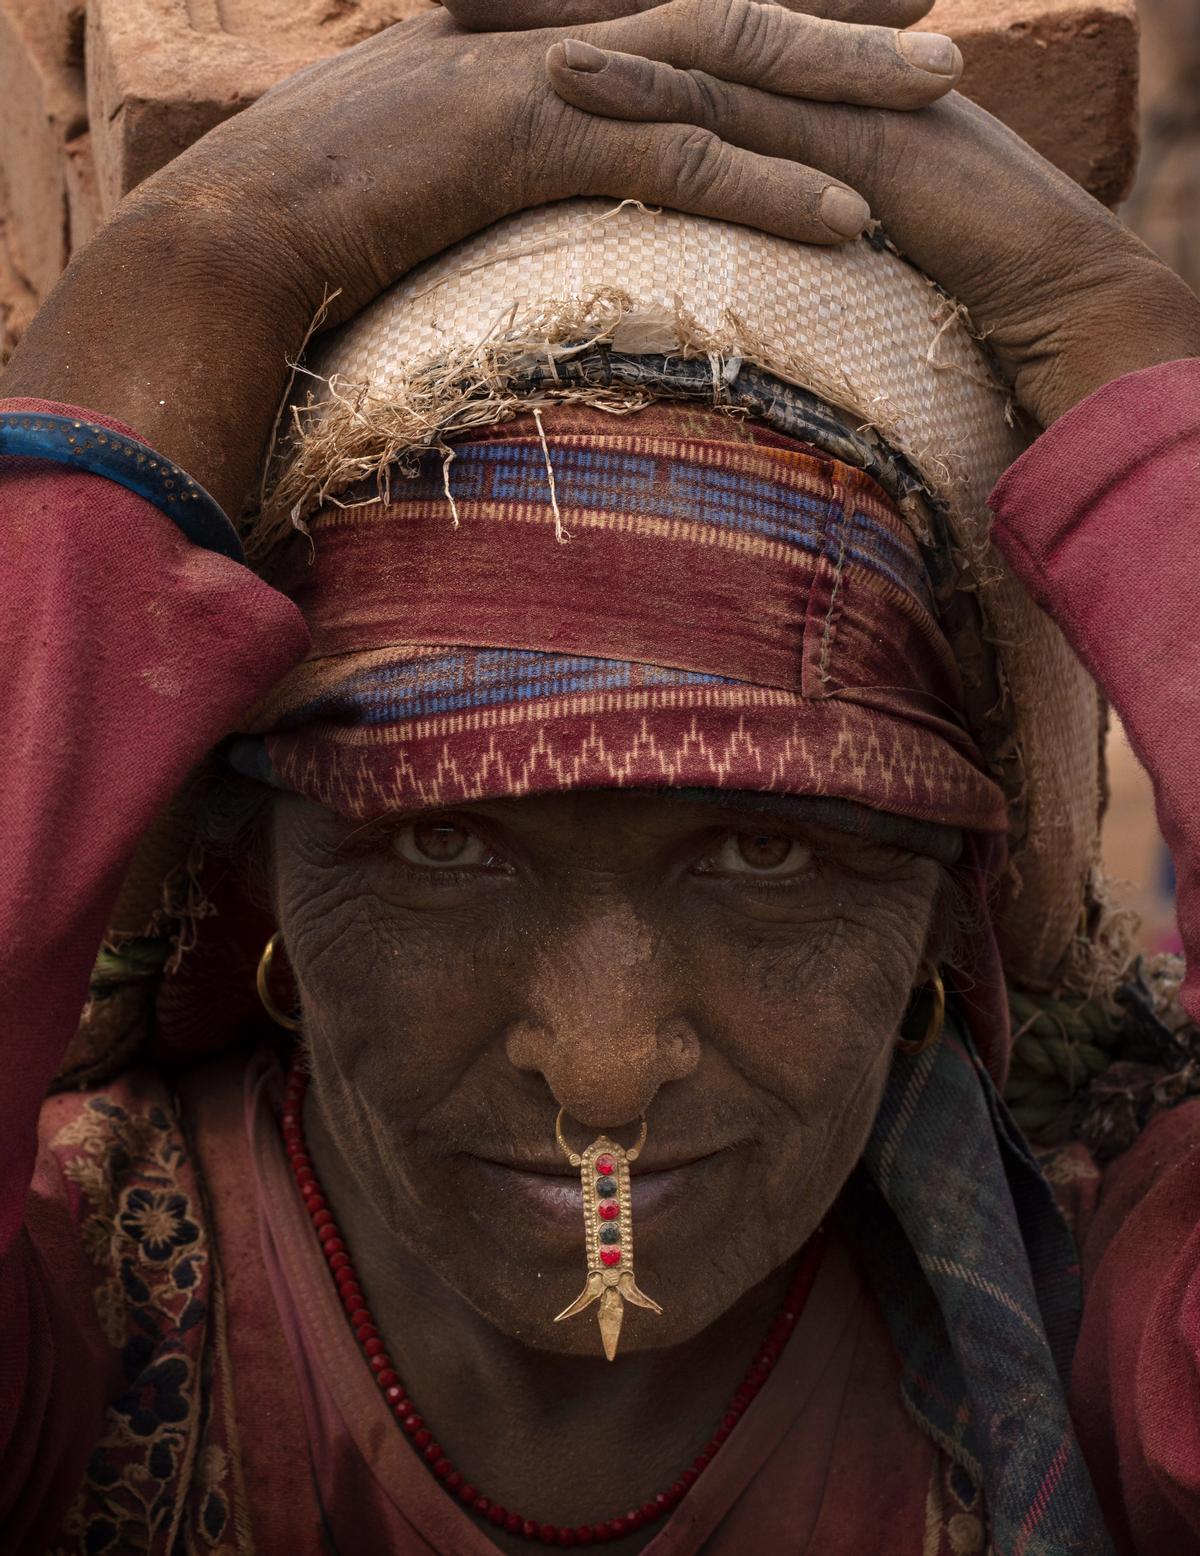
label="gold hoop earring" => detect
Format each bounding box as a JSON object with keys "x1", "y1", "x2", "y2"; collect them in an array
[
  {"x1": 897, "y1": 969, "x2": 945, "y2": 1056},
  {"x1": 256, "y1": 932, "x2": 302, "y2": 1033}
]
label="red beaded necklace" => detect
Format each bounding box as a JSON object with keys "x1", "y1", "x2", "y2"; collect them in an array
[{"x1": 282, "y1": 1057, "x2": 825, "y2": 1548}]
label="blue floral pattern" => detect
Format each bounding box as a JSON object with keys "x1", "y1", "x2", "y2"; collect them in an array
[{"x1": 117, "y1": 1188, "x2": 200, "y2": 1263}]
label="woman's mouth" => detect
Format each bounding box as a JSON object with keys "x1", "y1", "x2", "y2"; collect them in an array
[{"x1": 468, "y1": 1151, "x2": 729, "y2": 1229}]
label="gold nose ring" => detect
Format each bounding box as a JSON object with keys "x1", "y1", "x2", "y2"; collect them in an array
[
  {"x1": 554, "y1": 1109, "x2": 647, "y2": 1165},
  {"x1": 551, "y1": 1108, "x2": 660, "y2": 1360}
]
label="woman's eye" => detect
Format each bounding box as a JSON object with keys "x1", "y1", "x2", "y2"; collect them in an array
[
  {"x1": 700, "y1": 831, "x2": 814, "y2": 878},
  {"x1": 391, "y1": 818, "x2": 497, "y2": 870}
]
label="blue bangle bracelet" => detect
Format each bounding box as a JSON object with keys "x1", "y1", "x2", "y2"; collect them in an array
[{"x1": 0, "y1": 411, "x2": 245, "y2": 564}]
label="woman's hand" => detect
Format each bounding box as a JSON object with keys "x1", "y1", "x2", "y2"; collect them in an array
[
  {"x1": 544, "y1": 35, "x2": 1200, "y2": 427},
  {"x1": 0, "y1": 0, "x2": 962, "y2": 519}
]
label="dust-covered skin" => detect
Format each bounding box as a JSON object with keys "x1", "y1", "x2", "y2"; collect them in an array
[{"x1": 272, "y1": 789, "x2": 938, "y2": 1537}]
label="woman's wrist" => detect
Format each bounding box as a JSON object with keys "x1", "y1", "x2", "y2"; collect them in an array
[
  {"x1": 0, "y1": 190, "x2": 312, "y2": 520},
  {"x1": 1018, "y1": 260, "x2": 1200, "y2": 429}
]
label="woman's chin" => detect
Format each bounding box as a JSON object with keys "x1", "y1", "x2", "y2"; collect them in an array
[{"x1": 414, "y1": 1149, "x2": 787, "y2": 1352}]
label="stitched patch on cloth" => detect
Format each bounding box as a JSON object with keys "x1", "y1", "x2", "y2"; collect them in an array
[{"x1": 244, "y1": 407, "x2": 1005, "y2": 832}]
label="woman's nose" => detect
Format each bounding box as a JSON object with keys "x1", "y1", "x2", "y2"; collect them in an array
[
  {"x1": 506, "y1": 1013, "x2": 700, "y2": 1128},
  {"x1": 503, "y1": 904, "x2": 701, "y2": 1127}
]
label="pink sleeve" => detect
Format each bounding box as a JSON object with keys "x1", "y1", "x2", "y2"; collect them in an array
[
  {"x1": 988, "y1": 358, "x2": 1200, "y2": 1020},
  {"x1": 1069, "y1": 1102, "x2": 1200, "y2": 1555},
  {"x1": 990, "y1": 361, "x2": 1200, "y2": 1553},
  {"x1": 0, "y1": 398, "x2": 309, "y2": 1535}
]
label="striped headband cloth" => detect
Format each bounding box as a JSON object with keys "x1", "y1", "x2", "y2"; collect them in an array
[{"x1": 235, "y1": 400, "x2": 1007, "y2": 855}]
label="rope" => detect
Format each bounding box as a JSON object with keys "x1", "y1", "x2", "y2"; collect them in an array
[{"x1": 1005, "y1": 955, "x2": 1200, "y2": 1156}]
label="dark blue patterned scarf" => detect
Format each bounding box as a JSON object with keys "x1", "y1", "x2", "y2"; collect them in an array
[{"x1": 841, "y1": 1019, "x2": 1114, "y2": 1555}]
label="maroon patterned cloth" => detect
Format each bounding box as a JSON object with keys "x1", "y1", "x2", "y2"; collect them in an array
[{"x1": 246, "y1": 404, "x2": 1006, "y2": 836}]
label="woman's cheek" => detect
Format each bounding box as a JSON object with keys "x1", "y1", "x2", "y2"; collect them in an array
[
  {"x1": 305, "y1": 974, "x2": 497, "y2": 1220},
  {"x1": 704, "y1": 921, "x2": 895, "y2": 1097},
  {"x1": 279, "y1": 879, "x2": 483, "y2": 1111},
  {"x1": 320, "y1": 960, "x2": 492, "y2": 1117},
  {"x1": 706, "y1": 911, "x2": 922, "y2": 1215}
]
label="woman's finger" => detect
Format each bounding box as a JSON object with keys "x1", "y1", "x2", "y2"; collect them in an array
[
  {"x1": 583, "y1": 0, "x2": 961, "y2": 110},
  {"x1": 553, "y1": 112, "x2": 871, "y2": 242},
  {"x1": 544, "y1": 40, "x2": 1200, "y2": 426},
  {"x1": 547, "y1": 42, "x2": 879, "y2": 190},
  {"x1": 441, "y1": 0, "x2": 934, "y2": 31}
]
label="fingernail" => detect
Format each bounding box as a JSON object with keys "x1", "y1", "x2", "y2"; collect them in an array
[
  {"x1": 820, "y1": 186, "x2": 870, "y2": 238},
  {"x1": 562, "y1": 38, "x2": 607, "y2": 73},
  {"x1": 896, "y1": 30, "x2": 962, "y2": 75}
]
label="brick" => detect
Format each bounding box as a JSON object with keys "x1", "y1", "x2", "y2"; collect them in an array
[
  {"x1": 64, "y1": 130, "x2": 104, "y2": 251},
  {"x1": 928, "y1": 0, "x2": 1140, "y2": 206},
  {"x1": 85, "y1": 0, "x2": 1136, "y2": 219},
  {"x1": 0, "y1": 215, "x2": 39, "y2": 365},
  {"x1": 86, "y1": 0, "x2": 438, "y2": 214},
  {"x1": 1124, "y1": 0, "x2": 1200, "y2": 294},
  {"x1": 195, "y1": 0, "x2": 434, "y2": 48},
  {"x1": 0, "y1": 0, "x2": 87, "y2": 300},
  {"x1": 48, "y1": 0, "x2": 87, "y2": 68},
  {"x1": 1136, "y1": 0, "x2": 1200, "y2": 122}
]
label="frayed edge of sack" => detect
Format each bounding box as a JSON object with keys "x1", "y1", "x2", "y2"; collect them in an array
[
  {"x1": 1058, "y1": 868, "x2": 1143, "y2": 1004},
  {"x1": 251, "y1": 287, "x2": 970, "y2": 564}
]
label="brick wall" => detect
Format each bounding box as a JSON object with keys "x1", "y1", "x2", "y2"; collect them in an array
[
  {"x1": 0, "y1": 0, "x2": 438, "y2": 358},
  {"x1": 1124, "y1": 0, "x2": 1200, "y2": 292},
  {"x1": 0, "y1": 0, "x2": 1144, "y2": 366}
]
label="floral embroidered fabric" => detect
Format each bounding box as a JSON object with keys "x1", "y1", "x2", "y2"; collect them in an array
[{"x1": 44, "y1": 1083, "x2": 241, "y2": 1556}]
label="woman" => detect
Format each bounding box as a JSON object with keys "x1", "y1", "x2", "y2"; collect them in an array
[{"x1": 1, "y1": 2, "x2": 1198, "y2": 1552}]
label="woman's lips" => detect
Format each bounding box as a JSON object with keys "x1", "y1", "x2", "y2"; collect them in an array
[{"x1": 469, "y1": 1152, "x2": 726, "y2": 1229}]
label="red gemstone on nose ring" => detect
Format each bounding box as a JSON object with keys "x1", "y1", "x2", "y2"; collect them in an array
[
  {"x1": 595, "y1": 1155, "x2": 614, "y2": 1176},
  {"x1": 598, "y1": 1202, "x2": 620, "y2": 1221}
]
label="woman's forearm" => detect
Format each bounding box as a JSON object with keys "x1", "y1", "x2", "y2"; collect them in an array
[
  {"x1": 0, "y1": 397, "x2": 308, "y2": 1256},
  {"x1": 988, "y1": 358, "x2": 1200, "y2": 1015},
  {"x1": 0, "y1": 200, "x2": 312, "y2": 522},
  {"x1": 0, "y1": 400, "x2": 308, "y2": 1533}
]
